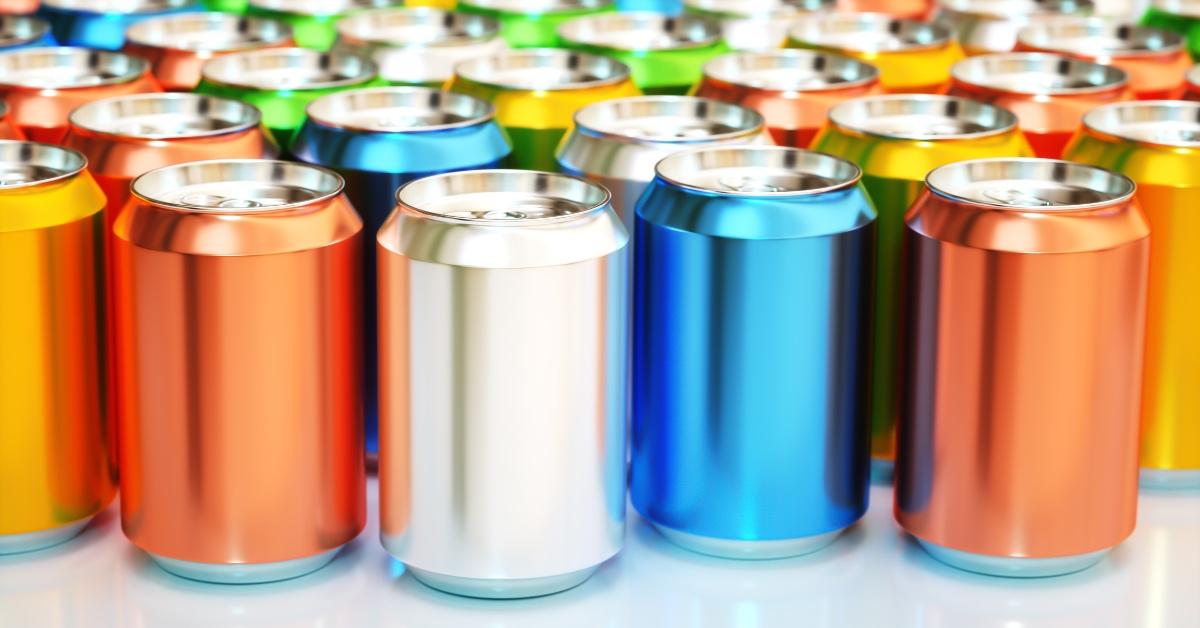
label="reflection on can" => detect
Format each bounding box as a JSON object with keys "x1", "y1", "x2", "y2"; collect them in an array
[
  {"x1": 123, "y1": 13, "x2": 293, "y2": 91},
  {"x1": 934, "y1": 0, "x2": 1093, "y2": 55},
  {"x1": 683, "y1": 0, "x2": 833, "y2": 51},
  {"x1": 1141, "y1": 0, "x2": 1200, "y2": 60},
  {"x1": 246, "y1": 0, "x2": 397, "y2": 50},
  {"x1": 0, "y1": 15, "x2": 54, "y2": 49},
  {"x1": 459, "y1": 0, "x2": 614, "y2": 47},
  {"x1": 39, "y1": 0, "x2": 199, "y2": 51}
]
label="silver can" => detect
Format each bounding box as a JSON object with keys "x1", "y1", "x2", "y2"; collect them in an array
[{"x1": 934, "y1": 0, "x2": 1093, "y2": 55}]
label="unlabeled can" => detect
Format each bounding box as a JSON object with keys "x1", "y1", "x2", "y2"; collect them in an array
[
  {"x1": 934, "y1": 0, "x2": 1093, "y2": 55},
  {"x1": 1142, "y1": 0, "x2": 1200, "y2": 59},
  {"x1": 692, "y1": 49, "x2": 880, "y2": 148},
  {"x1": 0, "y1": 99, "x2": 24, "y2": 139},
  {"x1": 113, "y1": 160, "x2": 365, "y2": 584},
  {"x1": 333, "y1": 8, "x2": 507, "y2": 86},
  {"x1": 810, "y1": 94, "x2": 1032, "y2": 480},
  {"x1": 0, "y1": 141, "x2": 114, "y2": 556},
  {"x1": 896, "y1": 158, "x2": 1148, "y2": 577},
  {"x1": 1017, "y1": 18, "x2": 1191, "y2": 99},
  {"x1": 245, "y1": 0, "x2": 397, "y2": 50},
  {"x1": 448, "y1": 49, "x2": 639, "y2": 170},
  {"x1": 947, "y1": 52, "x2": 1131, "y2": 158},
  {"x1": 292, "y1": 86, "x2": 510, "y2": 462},
  {"x1": 1064, "y1": 101, "x2": 1200, "y2": 490},
  {"x1": 458, "y1": 0, "x2": 613, "y2": 48},
  {"x1": 788, "y1": 13, "x2": 964, "y2": 93},
  {"x1": 683, "y1": 0, "x2": 833, "y2": 51},
  {"x1": 557, "y1": 12, "x2": 726, "y2": 95},
  {"x1": 378, "y1": 170, "x2": 628, "y2": 598},
  {"x1": 123, "y1": 13, "x2": 294, "y2": 91},
  {"x1": 631, "y1": 145, "x2": 875, "y2": 559},
  {"x1": 557, "y1": 95, "x2": 768, "y2": 225},
  {"x1": 38, "y1": 0, "x2": 199, "y2": 50},
  {"x1": 0, "y1": 47, "x2": 161, "y2": 144},
  {"x1": 0, "y1": 15, "x2": 54, "y2": 49}
]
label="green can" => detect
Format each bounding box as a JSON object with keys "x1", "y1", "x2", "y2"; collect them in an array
[
  {"x1": 458, "y1": 0, "x2": 614, "y2": 48},
  {"x1": 1142, "y1": 0, "x2": 1200, "y2": 59},
  {"x1": 203, "y1": 0, "x2": 249, "y2": 13},
  {"x1": 557, "y1": 12, "x2": 727, "y2": 95},
  {"x1": 246, "y1": 0, "x2": 401, "y2": 50}
]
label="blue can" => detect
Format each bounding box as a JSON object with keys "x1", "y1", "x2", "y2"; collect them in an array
[
  {"x1": 0, "y1": 16, "x2": 55, "y2": 50},
  {"x1": 618, "y1": 0, "x2": 682, "y2": 14},
  {"x1": 291, "y1": 87, "x2": 511, "y2": 458},
  {"x1": 39, "y1": 0, "x2": 199, "y2": 51},
  {"x1": 631, "y1": 145, "x2": 875, "y2": 559}
]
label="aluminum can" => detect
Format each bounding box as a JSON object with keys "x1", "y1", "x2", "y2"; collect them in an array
[
  {"x1": 1142, "y1": 0, "x2": 1200, "y2": 59},
  {"x1": 123, "y1": 13, "x2": 294, "y2": 92},
  {"x1": 0, "y1": 98, "x2": 23, "y2": 138},
  {"x1": 557, "y1": 95, "x2": 768, "y2": 226},
  {"x1": 810, "y1": 94, "x2": 1033, "y2": 479},
  {"x1": 934, "y1": 0, "x2": 1093, "y2": 55},
  {"x1": 1064, "y1": 101, "x2": 1200, "y2": 490},
  {"x1": 692, "y1": 49, "x2": 881, "y2": 148},
  {"x1": 197, "y1": 48, "x2": 380, "y2": 149},
  {"x1": 38, "y1": 0, "x2": 199, "y2": 51},
  {"x1": 113, "y1": 160, "x2": 365, "y2": 584},
  {"x1": 292, "y1": 87, "x2": 510, "y2": 461},
  {"x1": 0, "y1": 141, "x2": 114, "y2": 555},
  {"x1": 458, "y1": 0, "x2": 613, "y2": 48},
  {"x1": 631, "y1": 145, "x2": 875, "y2": 559},
  {"x1": 0, "y1": 0, "x2": 39, "y2": 14},
  {"x1": 896, "y1": 157, "x2": 1148, "y2": 577},
  {"x1": 245, "y1": 0, "x2": 399, "y2": 51},
  {"x1": 203, "y1": 0, "x2": 247, "y2": 12},
  {"x1": 836, "y1": 0, "x2": 931, "y2": 19},
  {"x1": 378, "y1": 170, "x2": 628, "y2": 598},
  {"x1": 620, "y1": 0, "x2": 681, "y2": 11},
  {"x1": 1017, "y1": 18, "x2": 1191, "y2": 99},
  {"x1": 947, "y1": 52, "x2": 1131, "y2": 157},
  {"x1": 0, "y1": 14, "x2": 53, "y2": 49},
  {"x1": 683, "y1": 0, "x2": 833, "y2": 51},
  {"x1": 0, "y1": 47, "x2": 161, "y2": 144},
  {"x1": 788, "y1": 13, "x2": 964, "y2": 93},
  {"x1": 448, "y1": 49, "x2": 640, "y2": 170},
  {"x1": 1187, "y1": 62, "x2": 1200, "y2": 97},
  {"x1": 333, "y1": 8, "x2": 506, "y2": 86}
]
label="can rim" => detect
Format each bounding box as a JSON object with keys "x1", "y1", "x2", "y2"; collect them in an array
[
  {"x1": 41, "y1": 0, "x2": 193, "y2": 14},
  {"x1": 1016, "y1": 18, "x2": 1184, "y2": 59},
  {"x1": 453, "y1": 48, "x2": 631, "y2": 91},
  {"x1": 125, "y1": 13, "x2": 293, "y2": 52},
  {"x1": 683, "y1": 0, "x2": 835, "y2": 19},
  {"x1": 935, "y1": 0, "x2": 1093, "y2": 19},
  {"x1": 305, "y1": 87, "x2": 496, "y2": 133},
  {"x1": 828, "y1": 94, "x2": 1020, "y2": 141},
  {"x1": 459, "y1": 0, "x2": 612, "y2": 14},
  {"x1": 130, "y1": 158, "x2": 346, "y2": 213},
  {"x1": 950, "y1": 52, "x2": 1129, "y2": 95},
  {"x1": 571, "y1": 95, "x2": 764, "y2": 144},
  {"x1": 557, "y1": 12, "x2": 722, "y2": 52},
  {"x1": 655, "y1": 145, "x2": 863, "y2": 197},
  {"x1": 924, "y1": 157, "x2": 1136, "y2": 211},
  {"x1": 200, "y1": 48, "x2": 377, "y2": 91},
  {"x1": 1082, "y1": 100, "x2": 1200, "y2": 148},
  {"x1": 1151, "y1": 0, "x2": 1200, "y2": 19},
  {"x1": 0, "y1": 15, "x2": 50, "y2": 48},
  {"x1": 248, "y1": 0, "x2": 397, "y2": 16},
  {"x1": 335, "y1": 8, "x2": 501, "y2": 48},
  {"x1": 789, "y1": 13, "x2": 953, "y2": 53},
  {"x1": 701, "y1": 49, "x2": 879, "y2": 92},
  {"x1": 395, "y1": 168, "x2": 613, "y2": 226},
  {"x1": 0, "y1": 47, "x2": 151, "y2": 89},
  {"x1": 68, "y1": 93, "x2": 263, "y2": 140},
  {"x1": 0, "y1": 140, "x2": 88, "y2": 189}
]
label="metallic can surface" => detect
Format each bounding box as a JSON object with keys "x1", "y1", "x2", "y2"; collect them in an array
[
  {"x1": 114, "y1": 160, "x2": 365, "y2": 584},
  {"x1": 1017, "y1": 18, "x2": 1192, "y2": 99},
  {"x1": 378, "y1": 170, "x2": 628, "y2": 598},
  {"x1": 292, "y1": 87, "x2": 510, "y2": 460},
  {"x1": 333, "y1": 8, "x2": 506, "y2": 86},
  {"x1": 631, "y1": 146, "x2": 875, "y2": 559},
  {"x1": 458, "y1": 0, "x2": 613, "y2": 48},
  {"x1": 246, "y1": 0, "x2": 399, "y2": 50},
  {"x1": 1187, "y1": 62, "x2": 1200, "y2": 97},
  {"x1": 0, "y1": 99, "x2": 24, "y2": 139},
  {"x1": 557, "y1": 12, "x2": 726, "y2": 95},
  {"x1": 788, "y1": 13, "x2": 964, "y2": 93},
  {"x1": 934, "y1": 0, "x2": 1093, "y2": 55},
  {"x1": 38, "y1": 0, "x2": 199, "y2": 50},
  {"x1": 0, "y1": 141, "x2": 114, "y2": 555},
  {"x1": 947, "y1": 52, "x2": 1131, "y2": 157},
  {"x1": 683, "y1": 0, "x2": 833, "y2": 51},
  {"x1": 1142, "y1": 0, "x2": 1200, "y2": 59},
  {"x1": 692, "y1": 49, "x2": 880, "y2": 148},
  {"x1": 0, "y1": 14, "x2": 53, "y2": 49},
  {"x1": 447, "y1": 49, "x2": 639, "y2": 170},
  {"x1": 0, "y1": 47, "x2": 161, "y2": 144},
  {"x1": 1064, "y1": 101, "x2": 1200, "y2": 490},
  {"x1": 123, "y1": 13, "x2": 294, "y2": 91},
  {"x1": 810, "y1": 95, "x2": 1032, "y2": 477},
  {"x1": 896, "y1": 158, "x2": 1148, "y2": 576}
]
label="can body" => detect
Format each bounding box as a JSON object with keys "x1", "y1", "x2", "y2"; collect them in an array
[
  {"x1": 459, "y1": 0, "x2": 614, "y2": 47},
  {"x1": 0, "y1": 100, "x2": 24, "y2": 139},
  {"x1": 1142, "y1": 2, "x2": 1200, "y2": 59},
  {"x1": 38, "y1": 0, "x2": 200, "y2": 50},
  {"x1": 378, "y1": 170, "x2": 628, "y2": 598},
  {"x1": 837, "y1": 0, "x2": 930, "y2": 18},
  {"x1": 123, "y1": 14, "x2": 294, "y2": 91},
  {"x1": 203, "y1": 0, "x2": 249, "y2": 12},
  {"x1": 0, "y1": 142, "x2": 115, "y2": 555},
  {"x1": 0, "y1": 15, "x2": 55, "y2": 49}
]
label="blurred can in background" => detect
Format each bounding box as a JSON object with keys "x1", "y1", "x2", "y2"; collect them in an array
[
  {"x1": 1142, "y1": 0, "x2": 1200, "y2": 59},
  {"x1": 246, "y1": 0, "x2": 397, "y2": 50},
  {"x1": 114, "y1": 160, "x2": 365, "y2": 584},
  {"x1": 448, "y1": 49, "x2": 639, "y2": 170},
  {"x1": 1187, "y1": 62, "x2": 1200, "y2": 96},
  {"x1": 557, "y1": 12, "x2": 725, "y2": 95},
  {"x1": 631, "y1": 146, "x2": 875, "y2": 559},
  {"x1": 0, "y1": 99, "x2": 24, "y2": 138},
  {"x1": 896, "y1": 158, "x2": 1148, "y2": 576},
  {"x1": 0, "y1": 47, "x2": 161, "y2": 143},
  {"x1": 811, "y1": 94, "x2": 1032, "y2": 479},
  {"x1": 378, "y1": 170, "x2": 628, "y2": 598},
  {"x1": 0, "y1": 0, "x2": 39, "y2": 14},
  {"x1": 292, "y1": 87, "x2": 510, "y2": 463},
  {"x1": 618, "y1": 0, "x2": 680, "y2": 11},
  {"x1": 203, "y1": 0, "x2": 247, "y2": 12},
  {"x1": 934, "y1": 0, "x2": 1094, "y2": 55},
  {"x1": 333, "y1": 8, "x2": 505, "y2": 86},
  {"x1": 947, "y1": 52, "x2": 1131, "y2": 157},
  {"x1": 38, "y1": 0, "x2": 199, "y2": 50},
  {"x1": 683, "y1": 0, "x2": 834, "y2": 51},
  {"x1": 693, "y1": 50, "x2": 880, "y2": 148},
  {"x1": 1065, "y1": 101, "x2": 1200, "y2": 490},
  {"x1": 123, "y1": 13, "x2": 294, "y2": 92},
  {"x1": 459, "y1": 0, "x2": 613, "y2": 47},
  {"x1": 788, "y1": 14, "x2": 964, "y2": 93},
  {"x1": 0, "y1": 14, "x2": 52, "y2": 49},
  {"x1": 0, "y1": 141, "x2": 114, "y2": 555},
  {"x1": 837, "y1": 0, "x2": 931, "y2": 19}
]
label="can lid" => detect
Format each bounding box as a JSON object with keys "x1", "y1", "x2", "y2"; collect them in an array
[
  {"x1": 454, "y1": 49, "x2": 630, "y2": 91},
  {"x1": 397, "y1": 169, "x2": 610, "y2": 225},
  {"x1": 0, "y1": 15, "x2": 50, "y2": 49},
  {"x1": 69, "y1": 93, "x2": 261, "y2": 139},
  {"x1": 459, "y1": 0, "x2": 611, "y2": 13},
  {"x1": 1083, "y1": 101, "x2": 1200, "y2": 147},
  {"x1": 789, "y1": 13, "x2": 952, "y2": 53},
  {"x1": 307, "y1": 87, "x2": 493, "y2": 132},
  {"x1": 829, "y1": 94, "x2": 1018, "y2": 140},
  {"x1": 936, "y1": 0, "x2": 1093, "y2": 18},
  {"x1": 201, "y1": 48, "x2": 376, "y2": 91},
  {"x1": 0, "y1": 140, "x2": 86, "y2": 189},
  {"x1": 1018, "y1": 18, "x2": 1182, "y2": 58},
  {"x1": 132, "y1": 159, "x2": 344, "y2": 213},
  {"x1": 557, "y1": 12, "x2": 721, "y2": 52},
  {"x1": 573, "y1": 96, "x2": 762, "y2": 143},
  {"x1": 41, "y1": 0, "x2": 193, "y2": 13},
  {"x1": 684, "y1": 0, "x2": 833, "y2": 18},
  {"x1": 926, "y1": 158, "x2": 1133, "y2": 210},
  {"x1": 1150, "y1": 0, "x2": 1200, "y2": 19},
  {"x1": 656, "y1": 145, "x2": 861, "y2": 196},
  {"x1": 248, "y1": 0, "x2": 398, "y2": 16},
  {"x1": 703, "y1": 50, "x2": 878, "y2": 91},
  {"x1": 0, "y1": 47, "x2": 150, "y2": 89},
  {"x1": 336, "y1": 8, "x2": 499, "y2": 48},
  {"x1": 951, "y1": 53, "x2": 1127, "y2": 95},
  {"x1": 126, "y1": 13, "x2": 292, "y2": 52}
]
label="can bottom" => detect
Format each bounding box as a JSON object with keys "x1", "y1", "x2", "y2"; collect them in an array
[
  {"x1": 408, "y1": 565, "x2": 599, "y2": 599},
  {"x1": 916, "y1": 539, "x2": 1109, "y2": 578},
  {"x1": 871, "y1": 458, "x2": 894, "y2": 484},
  {"x1": 1140, "y1": 468, "x2": 1200, "y2": 490},
  {"x1": 0, "y1": 518, "x2": 92, "y2": 555},
  {"x1": 652, "y1": 523, "x2": 844, "y2": 560},
  {"x1": 149, "y1": 547, "x2": 342, "y2": 584}
]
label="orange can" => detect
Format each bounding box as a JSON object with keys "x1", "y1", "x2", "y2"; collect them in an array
[
  {"x1": 837, "y1": 0, "x2": 931, "y2": 19},
  {"x1": 0, "y1": 99, "x2": 23, "y2": 139}
]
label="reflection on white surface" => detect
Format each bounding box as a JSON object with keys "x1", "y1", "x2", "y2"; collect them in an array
[{"x1": 0, "y1": 482, "x2": 1196, "y2": 628}]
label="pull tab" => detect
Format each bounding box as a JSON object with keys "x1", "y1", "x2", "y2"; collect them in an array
[
  {"x1": 983, "y1": 188, "x2": 1053, "y2": 207},
  {"x1": 718, "y1": 175, "x2": 784, "y2": 194}
]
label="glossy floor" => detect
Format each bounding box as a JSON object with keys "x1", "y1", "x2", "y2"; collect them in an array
[{"x1": 0, "y1": 481, "x2": 1196, "y2": 628}]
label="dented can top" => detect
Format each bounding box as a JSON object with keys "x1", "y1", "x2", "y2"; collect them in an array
[
  {"x1": 656, "y1": 145, "x2": 861, "y2": 197},
  {"x1": 305, "y1": 86, "x2": 494, "y2": 133},
  {"x1": 0, "y1": 47, "x2": 150, "y2": 89},
  {"x1": 951, "y1": 52, "x2": 1127, "y2": 95},
  {"x1": 0, "y1": 140, "x2": 86, "y2": 190},
  {"x1": 828, "y1": 94, "x2": 1019, "y2": 140},
  {"x1": 702, "y1": 49, "x2": 879, "y2": 91},
  {"x1": 201, "y1": 48, "x2": 377, "y2": 91},
  {"x1": 925, "y1": 157, "x2": 1133, "y2": 211},
  {"x1": 336, "y1": 8, "x2": 499, "y2": 48},
  {"x1": 247, "y1": 0, "x2": 397, "y2": 16},
  {"x1": 790, "y1": 13, "x2": 953, "y2": 52},
  {"x1": 453, "y1": 49, "x2": 630, "y2": 91},
  {"x1": 1083, "y1": 101, "x2": 1200, "y2": 147},
  {"x1": 68, "y1": 93, "x2": 261, "y2": 139},
  {"x1": 459, "y1": 0, "x2": 612, "y2": 14},
  {"x1": 1018, "y1": 18, "x2": 1183, "y2": 58},
  {"x1": 41, "y1": 0, "x2": 194, "y2": 13},
  {"x1": 132, "y1": 159, "x2": 343, "y2": 212},
  {"x1": 125, "y1": 13, "x2": 292, "y2": 52},
  {"x1": 0, "y1": 15, "x2": 51, "y2": 50},
  {"x1": 557, "y1": 12, "x2": 721, "y2": 51},
  {"x1": 684, "y1": 0, "x2": 834, "y2": 18}
]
